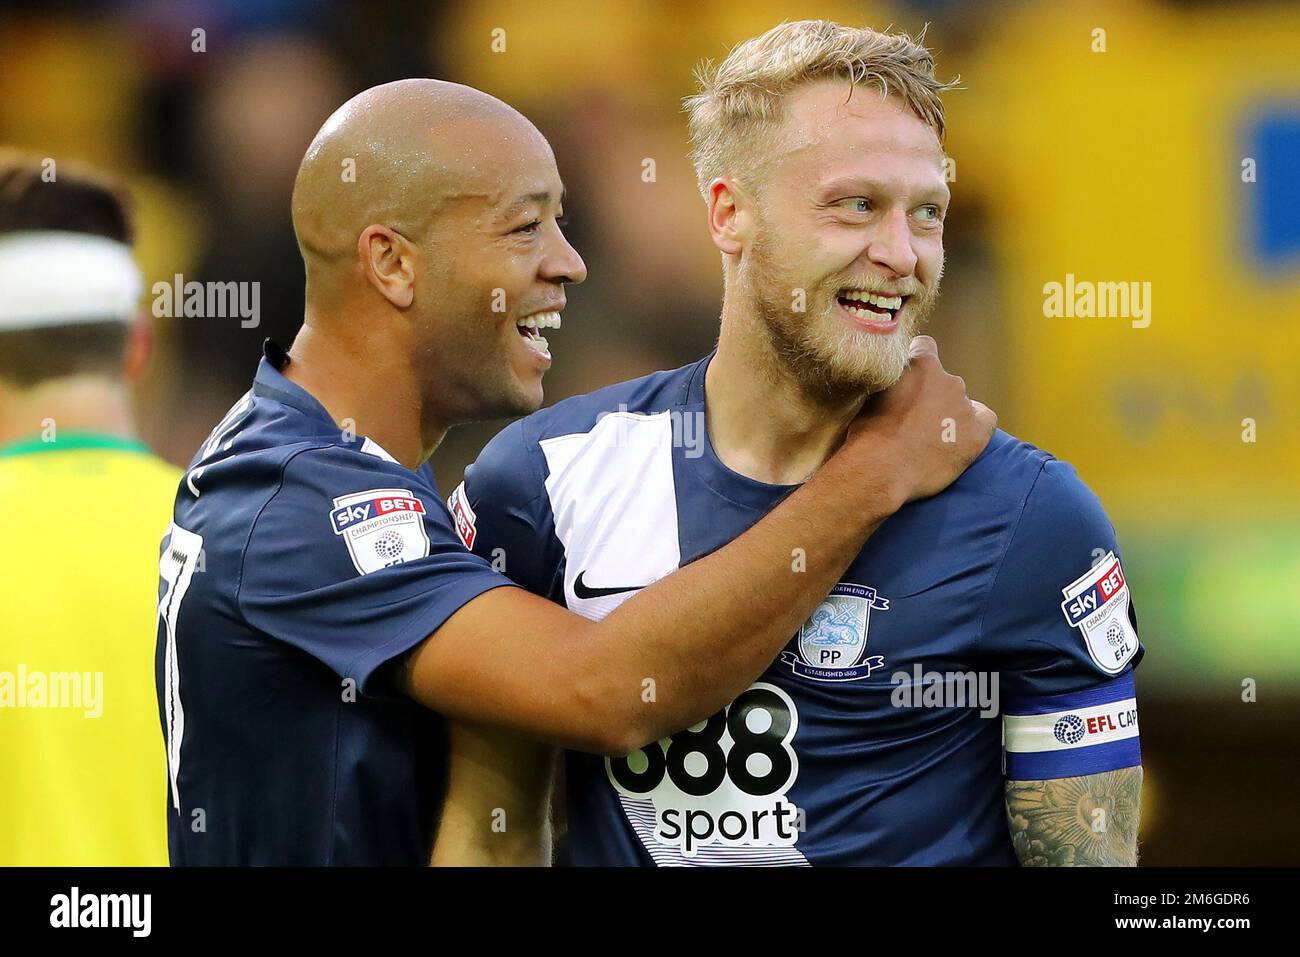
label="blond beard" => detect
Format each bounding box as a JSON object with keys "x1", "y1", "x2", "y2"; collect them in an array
[{"x1": 740, "y1": 227, "x2": 939, "y2": 402}]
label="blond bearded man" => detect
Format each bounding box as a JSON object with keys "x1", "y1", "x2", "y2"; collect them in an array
[{"x1": 443, "y1": 21, "x2": 1142, "y2": 866}]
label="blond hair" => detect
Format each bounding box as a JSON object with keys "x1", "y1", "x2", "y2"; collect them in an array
[{"x1": 684, "y1": 20, "x2": 958, "y2": 197}]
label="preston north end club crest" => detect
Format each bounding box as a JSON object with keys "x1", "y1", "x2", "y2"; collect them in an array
[{"x1": 781, "y1": 583, "x2": 889, "y2": 682}]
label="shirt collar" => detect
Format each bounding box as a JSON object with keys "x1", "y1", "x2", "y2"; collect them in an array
[
  {"x1": 252, "y1": 338, "x2": 339, "y2": 428},
  {"x1": 253, "y1": 338, "x2": 404, "y2": 465},
  {"x1": 682, "y1": 349, "x2": 801, "y2": 510},
  {"x1": 0, "y1": 432, "x2": 152, "y2": 459}
]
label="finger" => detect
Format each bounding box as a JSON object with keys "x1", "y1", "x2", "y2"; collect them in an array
[
  {"x1": 970, "y1": 399, "x2": 998, "y2": 432},
  {"x1": 908, "y1": 335, "x2": 938, "y2": 359}
]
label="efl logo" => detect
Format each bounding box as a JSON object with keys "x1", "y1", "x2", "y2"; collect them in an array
[
  {"x1": 1061, "y1": 558, "x2": 1125, "y2": 626},
  {"x1": 1059, "y1": 551, "x2": 1138, "y2": 674},
  {"x1": 330, "y1": 494, "x2": 425, "y2": 534},
  {"x1": 1052, "y1": 706, "x2": 1139, "y2": 746}
]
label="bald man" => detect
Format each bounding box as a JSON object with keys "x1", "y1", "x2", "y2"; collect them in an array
[{"x1": 155, "y1": 79, "x2": 994, "y2": 865}]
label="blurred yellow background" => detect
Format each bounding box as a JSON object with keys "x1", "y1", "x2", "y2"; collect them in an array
[{"x1": 1, "y1": 0, "x2": 1296, "y2": 863}]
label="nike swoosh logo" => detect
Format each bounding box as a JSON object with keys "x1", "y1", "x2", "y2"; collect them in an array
[{"x1": 573, "y1": 570, "x2": 647, "y2": 600}]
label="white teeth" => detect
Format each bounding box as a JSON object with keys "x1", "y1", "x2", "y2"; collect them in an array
[
  {"x1": 841, "y1": 289, "x2": 903, "y2": 311},
  {"x1": 516, "y1": 310, "x2": 562, "y2": 330},
  {"x1": 516, "y1": 310, "x2": 557, "y2": 357}
]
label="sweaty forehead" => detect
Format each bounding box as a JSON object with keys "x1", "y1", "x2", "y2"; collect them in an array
[
  {"x1": 439, "y1": 116, "x2": 560, "y2": 214},
  {"x1": 772, "y1": 81, "x2": 945, "y2": 175}
]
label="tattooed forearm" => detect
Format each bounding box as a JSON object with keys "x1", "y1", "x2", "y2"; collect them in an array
[{"x1": 1005, "y1": 766, "x2": 1142, "y2": 866}]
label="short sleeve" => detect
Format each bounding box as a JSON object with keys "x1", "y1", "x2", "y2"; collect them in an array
[
  {"x1": 450, "y1": 419, "x2": 565, "y2": 600},
  {"x1": 980, "y1": 458, "x2": 1143, "y2": 779},
  {"x1": 238, "y1": 445, "x2": 513, "y2": 694}
]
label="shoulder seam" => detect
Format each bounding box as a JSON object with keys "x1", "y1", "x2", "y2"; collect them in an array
[
  {"x1": 973, "y1": 457, "x2": 1051, "y2": 658},
  {"x1": 232, "y1": 442, "x2": 344, "y2": 621},
  {"x1": 507, "y1": 418, "x2": 553, "y2": 511}
]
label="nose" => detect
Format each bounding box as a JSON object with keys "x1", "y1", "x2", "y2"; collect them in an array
[
  {"x1": 864, "y1": 207, "x2": 918, "y2": 278},
  {"x1": 543, "y1": 226, "x2": 588, "y2": 285}
]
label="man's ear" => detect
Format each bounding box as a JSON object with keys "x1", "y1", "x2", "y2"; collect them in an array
[
  {"x1": 707, "y1": 177, "x2": 748, "y2": 256},
  {"x1": 357, "y1": 225, "x2": 417, "y2": 309},
  {"x1": 123, "y1": 310, "x2": 152, "y2": 383}
]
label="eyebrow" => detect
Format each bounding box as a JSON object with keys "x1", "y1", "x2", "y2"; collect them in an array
[
  {"x1": 501, "y1": 186, "x2": 566, "y2": 220},
  {"x1": 817, "y1": 176, "x2": 949, "y2": 204}
]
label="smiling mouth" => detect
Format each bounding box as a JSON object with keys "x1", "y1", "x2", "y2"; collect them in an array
[
  {"x1": 516, "y1": 310, "x2": 561, "y2": 357},
  {"x1": 836, "y1": 288, "x2": 907, "y2": 324}
]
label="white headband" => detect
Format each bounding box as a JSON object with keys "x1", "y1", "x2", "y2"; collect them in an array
[{"x1": 0, "y1": 230, "x2": 143, "y2": 331}]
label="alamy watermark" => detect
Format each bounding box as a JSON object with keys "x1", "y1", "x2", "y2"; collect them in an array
[
  {"x1": 890, "y1": 665, "x2": 1000, "y2": 718},
  {"x1": 1042, "y1": 273, "x2": 1151, "y2": 328},
  {"x1": 50, "y1": 887, "x2": 150, "y2": 937},
  {"x1": 595, "y1": 404, "x2": 706, "y2": 458},
  {"x1": 0, "y1": 665, "x2": 103, "y2": 718},
  {"x1": 152, "y1": 274, "x2": 260, "y2": 328}
]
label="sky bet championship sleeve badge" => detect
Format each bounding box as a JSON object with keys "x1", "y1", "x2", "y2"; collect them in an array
[
  {"x1": 329, "y1": 488, "x2": 430, "y2": 575},
  {"x1": 780, "y1": 583, "x2": 889, "y2": 682},
  {"x1": 1059, "y1": 551, "x2": 1138, "y2": 674}
]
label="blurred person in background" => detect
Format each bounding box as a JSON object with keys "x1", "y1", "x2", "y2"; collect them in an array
[{"x1": 0, "y1": 151, "x2": 176, "y2": 866}]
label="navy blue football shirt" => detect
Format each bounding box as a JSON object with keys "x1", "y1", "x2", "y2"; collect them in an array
[
  {"x1": 156, "y1": 342, "x2": 511, "y2": 865},
  {"x1": 454, "y1": 354, "x2": 1144, "y2": 865}
]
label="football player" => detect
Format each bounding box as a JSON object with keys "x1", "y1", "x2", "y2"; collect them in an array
[
  {"x1": 444, "y1": 22, "x2": 1143, "y2": 866},
  {"x1": 156, "y1": 78, "x2": 993, "y2": 864}
]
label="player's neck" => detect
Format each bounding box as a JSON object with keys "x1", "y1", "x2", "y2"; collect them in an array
[
  {"x1": 0, "y1": 376, "x2": 137, "y2": 448},
  {"x1": 285, "y1": 318, "x2": 447, "y2": 471},
  {"x1": 707, "y1": 317, "x2": 866, "y2": 486}
]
